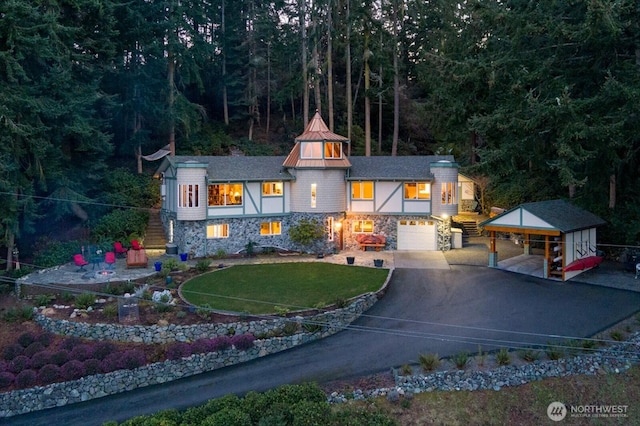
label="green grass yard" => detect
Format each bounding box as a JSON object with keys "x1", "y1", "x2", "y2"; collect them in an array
[{"x1": 180, "y1": 262, "x2": 388, "y2": 314}]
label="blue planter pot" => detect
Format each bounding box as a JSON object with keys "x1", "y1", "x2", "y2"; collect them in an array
[
  {"x1": 180, "y1": 253, "x2": 188, "y2": 261},
  {"x1": 154, "y1": 261, "x2": 162, "y2": 272}
]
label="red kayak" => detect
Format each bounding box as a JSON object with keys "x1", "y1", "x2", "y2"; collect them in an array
[{"x1": 564, "y1": 256, "x2": 603, "y2": 272}]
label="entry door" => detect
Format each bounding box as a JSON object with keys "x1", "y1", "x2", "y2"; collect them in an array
[{"x1": 397, "y1": 220, "x2": 436, "y2": 250}]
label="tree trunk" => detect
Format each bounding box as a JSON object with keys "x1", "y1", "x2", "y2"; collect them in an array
[
  {"x1": 364, "y1": 30, "x2": 371, "y2": 156},
  {"x1": 300, "y1": 0, "x2": 309, "y2": 126},
  {"x1": 266, "y1": 42, "x2": 271, "y2": 143},
  {"x1": 221, "y1": 0, "x2": 229, "y2": 126},
  {"x1": 391, "y1": 0, "x2": 401, "y2": 156},
  {"x1": 313, "y1": 41, "x2": 321, "y2": 114},
  {"x1": 327, "y1": 0, "x2": 334, "y2": 130},
  {"x1": 346, "y1": 0, "x2": 352, "y2": 156},
  {"x1": 378, "y1": 61, "x2": 382, "y2": 155},
  {"x1": 167, "y1": 50, "x2": 176, "y2": 156},
  {"x1": 5, "y1": 228, "x2": 15, "y2": 272},
  {"x1": 609, "y1": 174, "x2": 616, "y2": 209}
]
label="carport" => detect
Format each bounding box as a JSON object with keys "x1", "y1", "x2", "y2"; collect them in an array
[{"x1": 480, "y1": 199, "x2": 606, "y2": 281}]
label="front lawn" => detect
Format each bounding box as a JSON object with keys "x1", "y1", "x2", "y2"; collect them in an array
[{"x1": 180, "y1": 262, "x2": 388, "y2": 314}]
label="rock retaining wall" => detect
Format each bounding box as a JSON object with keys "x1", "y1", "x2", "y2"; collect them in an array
[{"x1": 1, "y1": 291, "x2": 381, "y2": 418}]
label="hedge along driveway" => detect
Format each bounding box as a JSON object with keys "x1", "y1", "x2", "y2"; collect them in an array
[{"x1": 180, "y1": 262, "x2": 389, "y2": 314}]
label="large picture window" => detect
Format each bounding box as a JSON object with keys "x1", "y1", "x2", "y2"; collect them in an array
[
  {"x1": 352, "y1": 220, "x2": 374, "y2": 233},
  {"x1": 207, "y1": 224, "x2": 229, "y2": 239},
  {"x1": 352, "y1": 181, "x2": 374, "y2": 199},
  {"x1": 208, "y1": 184, "x2": 243, "y2": 206},
  {"x1": 262, "y1": 182, "x2": 283, "y2": 196},
  {"x1": 260, "y1": 221, "x2": 281, "y2": 235},
  {"x1": 404, "y1": 182, "x2": 430, "y2": 200},
  {"x1": 179, "y1": 184, "x2": 199, "y2": 207},
  {"x1": 441, "y1": 182, "x2": 456, "y2": 204}
]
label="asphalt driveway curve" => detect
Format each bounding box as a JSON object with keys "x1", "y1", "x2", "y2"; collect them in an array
[{"x1": 6, "y1": 264, "x2": 640, "y2": 426}]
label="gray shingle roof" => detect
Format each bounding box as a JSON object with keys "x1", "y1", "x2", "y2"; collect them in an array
[
  {"x1": 521, "y1": 199, "x2": 606, "y2": 232},
  {"x1": 347, "y1": 155, "x2": 455, "y2": 180},
  {"x1": 162, "y1": 156, "x2": 294, "y2": 181},
  {"x1": 482, "y1": 199, "x2": 606, "y2": 232}
]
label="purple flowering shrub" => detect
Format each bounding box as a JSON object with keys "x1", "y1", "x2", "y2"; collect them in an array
[
  {"x1": 83, "y1": 358, "x2": 102, "y2": 375},
  {"x1": 15, "y1": 369, "x2": 37, "y2": 388},
  {"x1": 24, "y1": 342, "x2": 45, "y2": 357},
  {"x1": 0, "y1": 372, "x2": 15, "y2": 389},
  {"x1": 37, "y1": 364, "x2": 61, "y2": 383},
  {"x1": 17, "y1": 332, "x2": 36, "y2": 348},
  {"x1": 8, "y1": 355, "x2": 31, "y2": 374},
  {"x1": 231, "y1": 334, "x2": 256, "y2": 351},
  {"x1": 70, "y1": 344, "x2": 95, "y2": 361},
  {"x1": 35, "y1": 332, "x2": 56, "y2": 347},
  {"x1": 60, "y1": 360, "x2": 86, "y2": 381},
  {"x1": 51, "y1": 349, "x2": 70, "y2": 366},
  {"x1": 30, "y1": 350, "x2": 54, "y2": 369},
  {"x1": 60, "y1": 336, "x2": 83, "y2": 351},
  {"x1": 93, "y1": 341, "x2": 117, "y2": 360},
  {"x1": 190, "y1": 338, "x2": 215, "y2": 354},
  {"x1": 119, "y1": 350, "x2": 147, "y2": 369},
  {"x1": 210, "y1": 335, "x2": 232, "y2": 352},
  {"x1": 0, "y1": 360, "x2": 7, "y2": 373},
  {"x1": 3, "y1": 344, "x2": 24, "y2": 361},
  {"x1": 101, "y1": 353, "x2": 123, "y2": 373},
  {"x1": 166, "y1": 342, "x2": 192, "y2": 360}
]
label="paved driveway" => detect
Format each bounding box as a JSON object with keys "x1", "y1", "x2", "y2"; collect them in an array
[{"x1": 7, "y1": 263, "x2": 640, "y2": 426}]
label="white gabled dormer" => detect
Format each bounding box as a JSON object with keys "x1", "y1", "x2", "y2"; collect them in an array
[{"x1": 283, "y1": 112, "x2": 351, "y2": 213}]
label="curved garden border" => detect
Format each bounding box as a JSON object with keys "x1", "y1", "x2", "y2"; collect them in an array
[{"x1": 1, "y1": 270, "x2": 393, "y2": 418}]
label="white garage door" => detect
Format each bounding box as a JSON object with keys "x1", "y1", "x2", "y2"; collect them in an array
[{"x1": 397, "y1": 220, "x2": 437, "y2": 251}]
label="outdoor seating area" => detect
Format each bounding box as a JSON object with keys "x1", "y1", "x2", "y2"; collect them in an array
[{"x1": 356, "y1": 234, "x2": 387, "y2": 251}]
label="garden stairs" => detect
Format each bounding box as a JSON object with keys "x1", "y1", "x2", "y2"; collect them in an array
[
  {"x1": 144, "y1": 209, "x2": 167, "y2": 249},
  {"x1": 454, "y1": 213, "x2": 484, "y2": 240}
]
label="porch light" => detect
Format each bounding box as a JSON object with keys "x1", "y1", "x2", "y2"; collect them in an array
[{"x1": 334, "y1": 221, "x2": 342, "y2": 231}]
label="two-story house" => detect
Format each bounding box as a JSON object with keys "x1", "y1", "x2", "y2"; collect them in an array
[{"x1": 155, "y1": 112, "x2": 465, "y2": 257}]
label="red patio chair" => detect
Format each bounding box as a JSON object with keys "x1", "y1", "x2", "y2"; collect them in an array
[
  {"x1": 113, "y1": 241, "x2": 128, "y2": 257},
  {"x1": 131, "y1": 239, "x2": 144, "y2": 250},
  {"x1": 73, "y1": 254, "x2": 89, "y2": 272},
  {"x1": 104, "y1": 252, "x2": 116, "y2": 269}
]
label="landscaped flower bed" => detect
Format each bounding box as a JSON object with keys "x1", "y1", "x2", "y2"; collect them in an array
[{"x1": 0, "y1": 330, "x2": 256, "y2": 392}]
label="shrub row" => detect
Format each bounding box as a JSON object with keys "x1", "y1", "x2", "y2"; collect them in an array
[
  {"x1": 165, "y1": 334, "x2": 256, "y2": 361},
  {"x1": 1, "y1": 332, "x2": 257, "y2": 390}
]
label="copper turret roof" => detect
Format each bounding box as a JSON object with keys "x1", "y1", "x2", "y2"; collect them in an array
[{"x1": 283, "y1": 111, "x2": 351, "y2": 168}]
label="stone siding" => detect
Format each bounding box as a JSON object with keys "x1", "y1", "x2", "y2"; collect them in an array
[{"x1": 163, "y1": 212, "x2": 343, "y2": 257}]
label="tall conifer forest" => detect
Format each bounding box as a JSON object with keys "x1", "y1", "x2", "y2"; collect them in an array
[{"x1": 1, "y1": 0, "x2": 639, "y2": 263}]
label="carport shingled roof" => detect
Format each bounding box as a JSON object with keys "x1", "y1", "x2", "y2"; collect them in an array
[
  {"x1": 346, "y1": 155, "x2": 455, "y2": 180},
  {"x1": 482, "y1": 199, "x2": 606, "y2": 233},
  {"x1": 158, "y1": 156, "x2": 294, "y2": 181}
]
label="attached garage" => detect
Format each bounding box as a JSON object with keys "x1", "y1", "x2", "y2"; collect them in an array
[{"x1": 397, "y1": 220, "x2": 437, "y2": 251}]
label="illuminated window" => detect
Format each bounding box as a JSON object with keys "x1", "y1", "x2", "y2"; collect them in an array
[
  {"x1": 179, "y1": 184, "x2": 199, "y2": 207},
  {"x1": 404, "y1": 182, "x2": 430, "y2": 200},
  {"x1": 324, "y1": 142, "x2": 342, "y2": 158},
  {"x1": 262, "y1": 182, "x2": 283, "y2": 196},
  {"x1": 206, "y1": 224, "x2": 229, "y2": 239},
  {"x1": 300, "y1": 142, "x2": 323, "y2": 159},
  {"x1": 441, "y1": 182, "x2": 456, "y2": 204},
  {"x1": 327, "y1": 217, "x2": 334, "y2": 241},
  {"x1": 352, "y1": 220, "x2": 374, "y2": 233},
  {"x1": 311, "y1": 183, "x2": 317, "y2": 208},
  {"x1": 208, "y1": 184, "x2": 243, "y2": 206},
  {"x1": 260, "y1": 221, "x2": 281, "y2": 235},
  {"x1": 352, "y1": 182, "x2": 374, "y2": 199}
]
